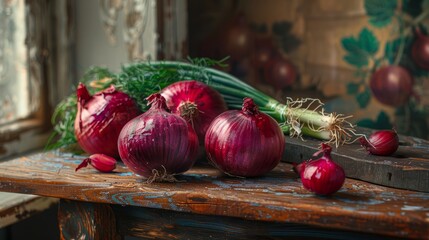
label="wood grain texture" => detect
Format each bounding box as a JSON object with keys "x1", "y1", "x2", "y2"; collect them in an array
[
  {"x1": 114, "y1": 204, "x2": 400, "y2": 240},
  {"x1": 0, "y1": 193, "x2": 58, "y2": 228},
  {"x1": 283, "y1": 129, "x2": 429, "y2": 192},
  {"x1": 0, "y1": 150, "x2": 428, "y2": 239},
  {"x1": 58, "y1": 199, "x2": 121, "y2": 240}
]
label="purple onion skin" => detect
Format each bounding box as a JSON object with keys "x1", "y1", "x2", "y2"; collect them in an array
[
  {"x1": 118, "y1": 93, "x2": 199, "y2": 178},
  {"x1": 75, "y1": 154, "x2": 117, "y2": 173},
  {"x1": 74, "y1": 83, "x2": 140, "y2": 158},
  {"x1": 161, "y1": 80, "x2": 227, "y2": 143},
  {"x1": 205, "y1": 98, "x2": 285, "y2": 177},
  {"x1": 297, "y1": 144, "x2": 345, "y2": 195},
  {"x1": 360, "y1": 130, "x2": 399, "y2": 156}
]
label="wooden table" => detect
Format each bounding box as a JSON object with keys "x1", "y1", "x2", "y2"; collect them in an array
[
  {"x1": 0, "y1": 192, "x2": 58, "y2": 228},
  {"x1": 0, "y1": 137, "x2": 428, "y2": 239}
]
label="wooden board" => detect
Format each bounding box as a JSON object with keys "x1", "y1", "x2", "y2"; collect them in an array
[
  {"x1": 0, "y1": 151, "x2": 428, "y2": 238},
  {"x1": 0, "y1": 192, "x2": 58, "y2": 228},
  {"x1": 59, "y1": 199, "x2": 400, "y2": 240},
  {"x1": 283, "y1": 129, "x2": 429, "y2": 192}
]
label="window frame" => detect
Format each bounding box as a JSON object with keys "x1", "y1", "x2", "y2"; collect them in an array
[{"x1": 0, "y1": 0, "x2": 75, "y2": 159}]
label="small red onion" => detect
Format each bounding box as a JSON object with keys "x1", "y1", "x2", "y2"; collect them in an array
[
  {"x1": 75, "y1": 154, "x2": 117, "y2": 173},
  {"x1": 218, "y1": 13, "x2": 254, "y2": 60},
  {"x1": 118, "y1": 93, "x2": 199, "y2": 181},
  {"x1": 161, "y1": 80, "x2": 227, "y2": 143},
  {"x1": 74, "y1": 83, "x2": 140, "y2": 158},
  {"x1": 359, "y1": 130, "x2": 399, "y2": 156},
  {"x1": 263, "y1": 55, "x2": 297, "y2": 90},
  {"x1": 205, "y1": 98, "x2": 285, "y2": 177},
  {"x1": 294, "y1": 143, "x2": 345, "y2": 195}
]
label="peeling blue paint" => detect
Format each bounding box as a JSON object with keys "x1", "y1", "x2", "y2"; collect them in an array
[
  {"x1": 250, "y1": 202, "x2": 261, "y2": 207},
  {"x1": 144, "y1": 195, "x2": 163, "y2": 199},
  {"x1": 117, "y1": 172, "x2": 134, "y2": 177},
  {"x1": 336, "y1": 198, "x2": 384, "y2": 205},
  {"x1": 266, "y1": 205, "x2": 298, "y2": 212},
  {"x1": 401, "y1": 205, "x2": 425, "y2": 211},
  {"x1": 145, "y1": 201, "x2": 163, "y2": 209},
  {"x1": 42, "y1": 161, "x2": 64, "y2": 170},
  {"x1": 168, "y1": 197, "x2": 182, "y2": 211},
  {"x1": 63, "y1": 159, "x2": 85, "y2": 164},
  {"x1": 212, "y1": 180, "x2": 232, "y2": 189},
  {"x1": 111, "y1": 193, "x2": 139, "y2": 205}
]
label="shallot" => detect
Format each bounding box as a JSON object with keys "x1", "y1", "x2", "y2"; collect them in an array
[
  {"x1": 294, "y1": 143, "x2": 345, "y2": 195},
  {"x1": 75, "y1": 154, "x2": 117, "y2": 173},
  {"x1": 360, "y1": 130, "x2": 399, "y2": 156}
]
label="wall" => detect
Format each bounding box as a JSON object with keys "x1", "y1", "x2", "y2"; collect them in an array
[{"x1": 75, "y1": 0, "x2": 159, "y2": 79}]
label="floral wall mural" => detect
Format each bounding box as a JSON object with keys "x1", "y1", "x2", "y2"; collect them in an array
[{"x1": 188, "y1": 0, "x2": 429, "y2": 139}]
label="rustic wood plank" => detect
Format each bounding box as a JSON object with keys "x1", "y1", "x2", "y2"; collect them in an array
[
  {"x1": 283, "y1": 130, "x2": 429, "y2": 192},
  {"x1": 114, "y1": 204, "x2": 399, "y2": 240},
  {"x1": 0, "y1": 192, "x2": 58, "y2": 228},
  {"x1": 0, "y1": 150, "x2": 428, "y2": 238},
  {"x1": 58, "y1": 199, "x2": 121, "y2": 240}
]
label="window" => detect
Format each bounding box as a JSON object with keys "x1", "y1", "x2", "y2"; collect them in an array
[
  {"x1": 0, "y1": 0, "x2": 188, "y2": 158},
  {"x1": 0, "y1": 0, "x2": 74, "y2": 159}
]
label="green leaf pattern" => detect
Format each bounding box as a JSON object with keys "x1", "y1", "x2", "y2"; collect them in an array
[
  {"x1": 341, "y1": 28, "x2": 379, "y2": 68},
  {"x1": 364, "y1": 0, "x2": 397, "y2": 28}
]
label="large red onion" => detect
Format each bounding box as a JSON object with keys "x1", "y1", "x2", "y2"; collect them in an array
[
  {"x1": 118, "y1": 93, "x2": 199, "y2": 180},
  {"x1": 74, "y1": 83, "x2": 140, "y2": 158},
  {"x1": 161, "y1": 80, "x2": 227, "y2": 143},
  {"x1": 205, "y1": 98, "x2": 285, "y2": 177}
]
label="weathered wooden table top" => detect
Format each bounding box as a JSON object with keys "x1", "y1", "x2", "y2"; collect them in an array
[{"x1": 0, "y1": 148, "x2": 428, "y2": 239}]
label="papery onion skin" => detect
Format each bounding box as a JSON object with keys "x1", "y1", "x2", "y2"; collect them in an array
[
  {"x1": 75, "y1": 154, "x2": 117, "y2": 173},
  {"x1": 118, "y1": 93, "x2": 199, "y2": 178},
  {"x1": 74, "y1": 83, "x2": 140, "y2": 158},
  {"x1": 161, "y1": 80, "x2": 227, "y2": 143},
  {"x1": 360, "y1": 130, "x2": 399, "y2": 156},
  {"x1": 297, "y1": 143, "x2": 345, "y2": 195},
  {"x1": 205, "y1": 98, "x2": 285, "y2": 177}
]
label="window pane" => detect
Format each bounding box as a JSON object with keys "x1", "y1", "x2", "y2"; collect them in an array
[{"x1": 0, "y1": 0, "x2": 29, "y2": 125}]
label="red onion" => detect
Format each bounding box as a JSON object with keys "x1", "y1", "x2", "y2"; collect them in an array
[
  {"x1": 75, "y1": 154, "x2": 117, "y2": 173},
  {"x1": 412, "y1": 28, "x2": 429, "y2": 70},
  {"x1": 74, "y1": 83, "x2": 140, "y2": 158},
  {"x1": 369, "y1": 66, "x2": 413, "y2": 107},
  {"x1": 118, "y1": 93, "x2": 199, "y2": 181},
  {"x1": 263, "y1": 55, "x2": 297, "y2": 90},
  {"x1": 218, "y1": 13, "x2": 254, "y2": 60},
  {"x1": 359, "y1": 130, "x2": 399, "y2": 156},
  {"x1": 294, "y1": 143, "x2": 345, "y2": 195},
  {"x1": 205, "y1": 98, "x2": 285, "y2": 177},
  {"x1": 251, "y1": 37, "x2": 275, "y2": 69},
  {"x1": 161, "y1": 80, "x2": 227, "y2": 143}
]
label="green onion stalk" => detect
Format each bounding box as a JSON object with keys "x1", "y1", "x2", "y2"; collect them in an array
[{"x1": 48, "y1": 58, "x2": 356, "y2": 150}]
